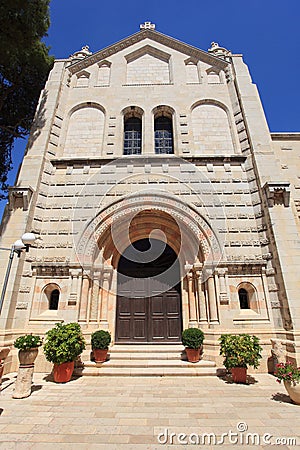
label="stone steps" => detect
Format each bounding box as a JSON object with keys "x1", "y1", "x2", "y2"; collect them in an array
[{"x1": 75, "y1": 345, "x2": 217, "y2": 377}]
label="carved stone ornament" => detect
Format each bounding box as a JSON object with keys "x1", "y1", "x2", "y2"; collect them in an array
[
  {"x1": 16, "y1": 302, "x2": 29, "y2": 310},
  {"x1": 208, "y1": 42, "x2": 232, "y2": 58},
  {"x1": 140, "y1": 21, "x2": 156, "y2": 30},
  {"x1": 70, "y1": 45, "x2": 92, "y2": 60},
  {"x1": 264, "y1": 182, "x2": 290, "y2": 207},
  {"x1": 8, "y1": 187, "x2": 33, "y2": 211}
]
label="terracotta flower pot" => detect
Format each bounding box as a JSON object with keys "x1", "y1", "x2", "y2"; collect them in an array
[
  {"x1": 185, "y1": 348, "x2": 201, "y2": 363},
  {"x1": 53, "y1": 361, "x2": 74, "y2": 383},
  {"x1": 231, "y1": 367, "x2": 247, "y2": 383},
  {"x1": 284, "y1": 380, "x2": 300, "y2": 404},
  {"x1": 93, "y1": 348, "x2": 108, "y2": 363},
  {"x1": 18, "y1": 348, "x2": 39, "y2": 365}
]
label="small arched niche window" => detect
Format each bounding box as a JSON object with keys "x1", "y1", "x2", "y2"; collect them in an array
[
  {"x1": 153, "y1": 106, "x2": 174, "y2": 154},
  {"x1": 43, "y1": 284, "x2": 60, "y2": 311},
  {"x1": 49, "y1": 289, "x2": 60, "y2": 310},
  {"x1": 123, "y1": 106, "x2": 143, "y2": 155},
  {"x1": 238, "y1": 288, "x2": 249, "y2": 309}
]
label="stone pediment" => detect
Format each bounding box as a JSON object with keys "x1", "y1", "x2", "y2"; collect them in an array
[{"x1": 68, "y1": 29, "x2": 228, "y2": 75}]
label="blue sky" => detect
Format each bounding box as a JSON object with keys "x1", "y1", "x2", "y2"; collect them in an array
[{"x1": 1, "y1": 0, "x2": 299, "y2": 219}]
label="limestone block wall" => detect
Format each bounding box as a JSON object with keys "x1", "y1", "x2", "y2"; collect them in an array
[
  {"x1": 41, "y1": 38, "x2": 240, "y2": 160},
  {"x1": 1, "y1": 30, "x2": 299, "y2": 370}
]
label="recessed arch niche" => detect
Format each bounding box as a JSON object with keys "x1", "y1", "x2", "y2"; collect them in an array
[
  {"x1": 64, "y1": 103, "x2": 105, "y2": 157},
  {"x1": 191, "y1": 101, "x2": 234, "y2": 155}
]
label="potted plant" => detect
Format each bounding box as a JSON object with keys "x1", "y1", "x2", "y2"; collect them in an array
[
  {"x1": 219, "y1": 333, "x2": 262, "y2": 383},
  {"x1": 182, "y1": 328, "x2": 204, "y2": 363},
  {"x1": 43, "y1": 322, "x2": 86, "y2": 383},
  {"x1": 91, "y1": 330, "x2": 111, "y2": 363},
  {"x1": 14, "y1": 334, "x2": 43, "y2": 365},
  {"x1": 274, "y1": 361, "x2": 300, "y2": 404}
]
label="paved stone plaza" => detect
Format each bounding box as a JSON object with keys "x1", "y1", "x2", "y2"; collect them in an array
[{"x1": 0, "y1": 373, "x2": 299, "y2": 449}]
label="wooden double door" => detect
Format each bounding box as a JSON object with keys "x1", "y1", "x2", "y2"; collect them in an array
[
  {"x1": 116, "y1": 283, "x2": 182, "y2": 343},
  {"x1": 115, "y1": 239, "x2": 182, "y2": 343}
]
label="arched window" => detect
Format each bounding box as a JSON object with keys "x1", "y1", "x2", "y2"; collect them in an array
[
  {"x1": 238, "y1": 288, "x2": 249, "y2": 309},
  {"x1": 154, "y1": 116, "x2": 174, "y2": 154},
  {"x1": 124, "y1": 117, "x2": 142, "y2": 155},
  {"x1": 49, "y1": 289, "x2": 60, "y2": 310}
]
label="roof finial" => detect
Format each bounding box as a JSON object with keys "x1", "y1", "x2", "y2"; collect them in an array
[
  {"x1": 140, "y1": 21, "x2": 156, "y2": 30},
  {"x1": 70, "y1": 45, "x2": 92, "y2": 60},
  {"x1": 208, "y1": 42, "x2": 231, "y2": 58}
]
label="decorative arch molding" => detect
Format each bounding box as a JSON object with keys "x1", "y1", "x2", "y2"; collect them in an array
[
  {"x1": 152, "y1": 104, "x2": 175, "y2": 120},
  {"x1": 125, "y1": 44, "x2": 171, "y2": 63},
  {"x1": 75, "y1": 70, "x2": 91, "y2": 87},
  {"x1": 185, "y1": 58, "x2": 200, "y2": 84},
  {"x1": 184, "y1": 57, "x2": 199, "y2": 65},
  {"x1": 76, "y1": 70, "x2": 91, "y2": 79},
  {"x1": 125, "y1": 45, "x2": 171, "y2": 85},
  {"x1": 67, "y1": 101, "x2": 106, "y2": 119},
  {"x1": 75, "y1": 192, "x2": 223, "y2": 274},
  {"x1": 206, "y1": 66, "x2": 220, "y2": 74},
  {"x1": 98, "y1": 60, "x2": 112, "y2": 68},
  {"x1": 190, "y1": 98, "x2": 229, "y2": 115},
  {"x1": 122, "y1": 105, "x2": 144, "y2": 120},
  {"x1": 206, "y1": 68, "x2": 222, "y2": 84}
]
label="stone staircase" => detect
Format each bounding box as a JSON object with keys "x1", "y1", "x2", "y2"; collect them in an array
[{"x1": 74, "y1": 344, "x2": 217, "y2": 377}]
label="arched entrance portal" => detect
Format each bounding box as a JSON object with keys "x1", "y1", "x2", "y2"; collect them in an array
[{"x1": 115, "y1": 238, "x2": 182, "y2": 343}]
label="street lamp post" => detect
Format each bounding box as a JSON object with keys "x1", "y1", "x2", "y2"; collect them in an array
[{"x1": 0, "y1": 233, "x2": 36, "y2": 315}]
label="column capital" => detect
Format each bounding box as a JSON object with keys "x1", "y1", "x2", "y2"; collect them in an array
[{"x1": 215, "y1": 268, "x2": 228, "y2": 276}]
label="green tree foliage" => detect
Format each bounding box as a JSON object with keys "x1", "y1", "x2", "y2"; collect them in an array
[{"x1": 0, "y1": 0, "x2": 54, "y2": 196}]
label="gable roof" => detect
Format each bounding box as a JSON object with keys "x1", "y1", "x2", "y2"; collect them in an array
[{"x1": 68, "y1": 29, "x2": 229, "y2": 74}]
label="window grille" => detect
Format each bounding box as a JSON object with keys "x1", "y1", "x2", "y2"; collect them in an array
[
  {"x1": 124, "y1": 117, "x2": 142, "y2": 155},
  {"x1": 154, "y1": 116, "x2": 174, "y2": 154}
]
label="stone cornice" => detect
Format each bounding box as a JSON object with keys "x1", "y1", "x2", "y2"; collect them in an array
[
  {"x1": 67, "y1": 30, "x2": 228, "y2": 75},
  {"x1": 271, "y1": 132, "x2": 300, "y2": 141},
  {"x1": 50, "y1": 155, "x2": 246, "y2": 168}
]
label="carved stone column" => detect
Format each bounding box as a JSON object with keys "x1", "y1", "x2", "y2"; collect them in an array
[
  {"x1": 216, "y1": 268, "x2": 229, "y2": 305},
  {"x1": 185, "y1": 266, "x2": 198, "y2": 326},
  {"x1": 100, "y1": 267, "x2": 112, "y2": 328},
  {"x1": 90, "y1": 270, "x2": 101, "y2": 322},
  {"x1": 78, "y1": 274, "x2": 90, "y2": 322},
  {"x1": 207, "y1": 275, "x2": 218, "y2": 323},
  {"x1": 195, "y1": 267, "x2": 208, "y2": 324},
  {"x1": 68, "y1": 269, "x2": 81, "y2": 306}
]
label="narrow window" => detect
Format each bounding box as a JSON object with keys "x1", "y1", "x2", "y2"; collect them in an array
[
  {"x1": 49, "y1": 289, "x2": 60, "y2": 310},
  {"x1": 238, "y1": 288, "x2": 249, "y2": 309},
  {"x1": 124, "y1": 117, "x2": 142, "y2": 155},
  {"x1": 154, "y1": 116, "x2": 174, "y2": 154}
]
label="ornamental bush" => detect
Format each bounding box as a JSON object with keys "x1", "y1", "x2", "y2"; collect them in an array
[
  {"x1": 43, "y1": 322, "x2": 86, "y2": 364},
  {"x1": 181, "y1": 328, "x2": 204, "y2": 349},
  {"x1": 219, "y1": 333, "x2": 262, "y2": 370},
  {"x1": 14, "y1": 334, "x2": 42, "y2": 351},
  {"x1": 91, "y1": 330, "x2": 111, "y2": 350}
]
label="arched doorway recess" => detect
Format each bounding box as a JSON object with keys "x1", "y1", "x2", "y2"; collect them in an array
[{"x1": 115, "y1": 238, "x2": 182, "y2": 343}]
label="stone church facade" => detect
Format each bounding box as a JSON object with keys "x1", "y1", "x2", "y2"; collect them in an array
[{"x1": 1, "y1": 22, "x2": 300, "y2": 372}]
